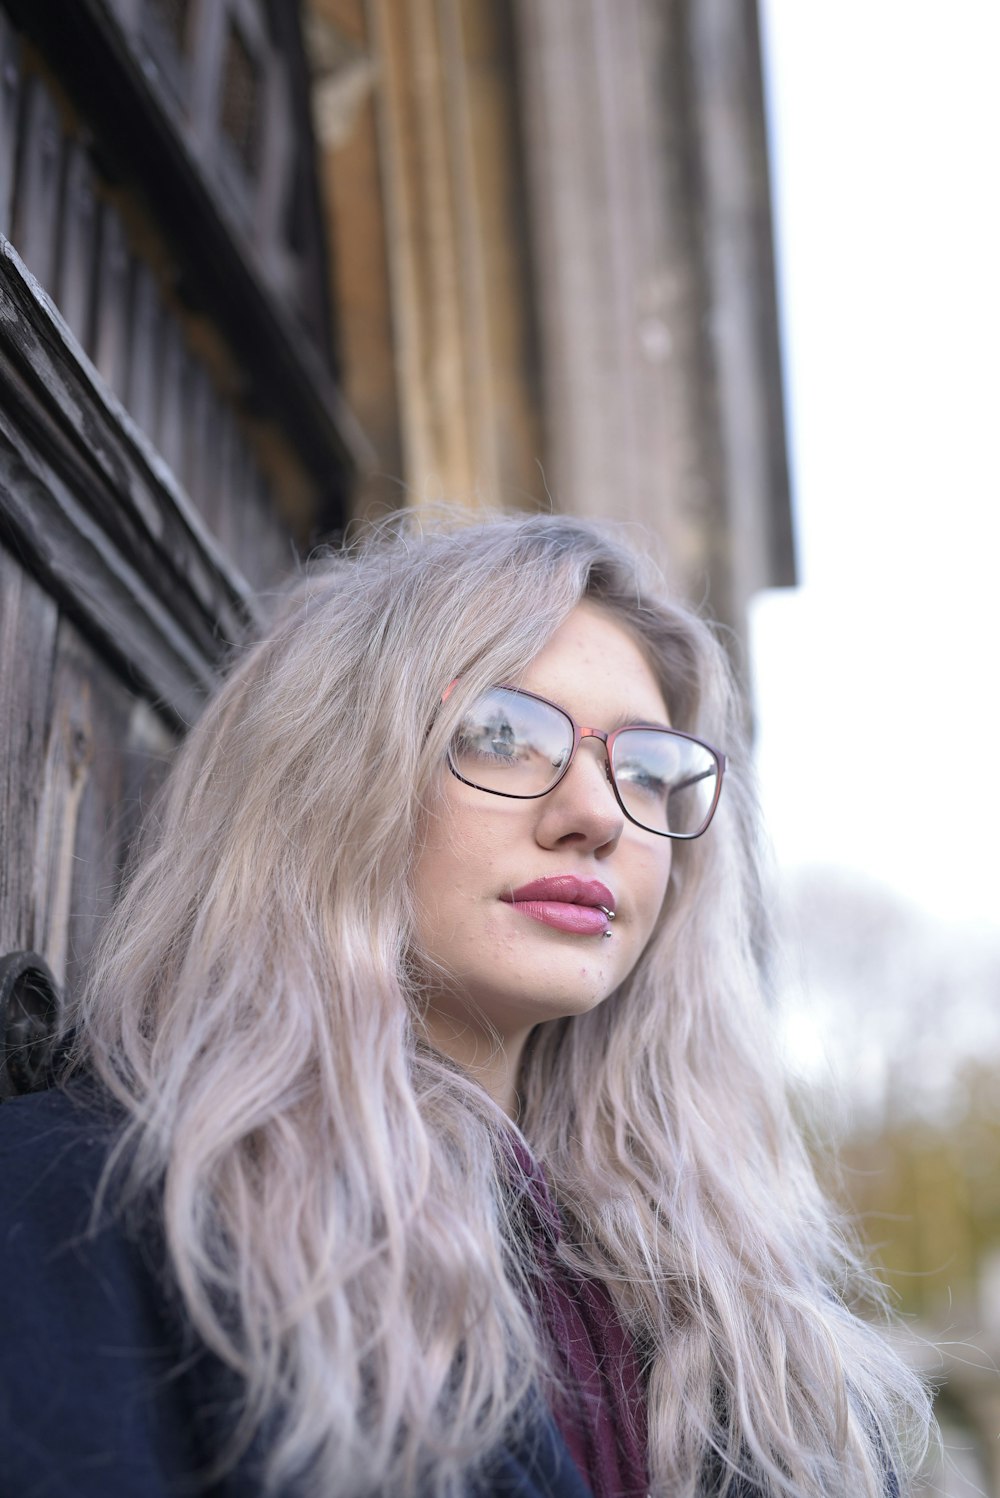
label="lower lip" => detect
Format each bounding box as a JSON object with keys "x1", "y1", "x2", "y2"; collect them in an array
[{"x1": 504, "y1": 900, "x2": 611, "y2": 936}]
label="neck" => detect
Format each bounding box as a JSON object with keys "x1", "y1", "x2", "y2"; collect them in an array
[{"x1": 421, "y1": 1007, "x2": 530, "y2": 1117}]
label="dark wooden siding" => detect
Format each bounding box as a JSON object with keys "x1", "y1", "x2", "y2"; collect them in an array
[
  {"x1": 0, "y1": 0, "x2": 364, "y2": 1090},
  {"x1": 0, "y1": 48, "x2": 295, "y2": 587}
]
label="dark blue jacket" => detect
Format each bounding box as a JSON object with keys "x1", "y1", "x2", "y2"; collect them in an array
[{"x1": 0, "y1": 1087, "x2": 594, "y2": 1498}]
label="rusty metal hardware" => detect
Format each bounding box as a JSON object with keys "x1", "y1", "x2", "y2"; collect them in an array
[{"x1": 0, "y1": 951, "x2": 61, "y2": 1100}]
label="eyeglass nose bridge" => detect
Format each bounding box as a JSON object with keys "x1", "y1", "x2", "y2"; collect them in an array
[{"x1": 560, "y1": 724, "x2": 616, "y2": 791}]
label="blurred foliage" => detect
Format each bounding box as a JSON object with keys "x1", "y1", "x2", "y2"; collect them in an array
[
  {"x1": 835, "y1": 1059, "x2": 1000, "y2": 1319},
  {"x1": 777, "y1": 867, "x2": 1000, "y2": 1323}
]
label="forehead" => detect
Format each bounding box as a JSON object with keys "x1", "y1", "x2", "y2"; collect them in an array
[{"x1": 514, "y1": 601, "x2": 670, "y2": 727}]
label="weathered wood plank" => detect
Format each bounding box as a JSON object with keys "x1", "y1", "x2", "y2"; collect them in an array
[
  {"x1": 210, "y1": 429, "x2": 291, "y2": 593},
  {"x1": 11, "y1": 73, "x2": 64, "y2": 292},
  {"x1": 248, "y1": 461, "x2": 292, "y2": 591},
  {"x1": 3, "y1": 0, "x2": 366, "y2": 497},
  {"x1": 156, "y1": 309, "x2": 188, "y2": 476},
  {"x1": 92, "y1": 200, "x2": 133, "y2": 398},
  {"x1": 126, "y1": 261, "x2": 164, "y2": 436},
  {"x1": 29, "y1": 610, "x2": 177, "y2": 1005},
  {"x1": 137, "y1": 0, "x2": 190, "y2": 111},
  {"x1": 254, "y1": 29, "x2": 292, "y2": 295},
  {"x1": 55, "y1": 139, "x2": 100, "y2": 349},
  {"x1": 187, "y1": 0, "x2": 227, "y2": 151},
  {"x1": 234, "y1": 429, "x2": 271, "y2": 592},
  {"x1": 217, "y1": 416, "x2": 248, "y2": 576},
  {"x1": 0, "y1": 544, "x2": 59, "y2": 957},
  {"x1": 200, "y1": 385, "x2": 231, "y2": 538},
  {"x1": 37, "y1": 617, "x2": 173, "y2": 1001},
  {"x1": 117, "y1": 696, "x2": 174, "y2": 881},
  {"x1": 0, "y1": 410, "x2": 209, "y2": 728},
  {"x1": 107, "y1": 0, "x2": 141, "y2": 35},
  {"x1": 179, "y1": 358, "x2": 215, "y2": 520},
  {"x1": 0, "y1": 16, "x2": 23, "y2": 239},
  {"x1": 1, "y1": 233, "x2": 252, "y2": 632},
  {"x1": 0, "y1": 235, "x2": 255, "y2": 726},
  {"x1": 32, "y1": 614, "x2": 107, "y2": 994}
]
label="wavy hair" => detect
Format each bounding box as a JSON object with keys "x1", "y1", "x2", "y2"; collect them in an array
[{"x1": 69, "y1": 509, "x2": 931, "y2": 1496}]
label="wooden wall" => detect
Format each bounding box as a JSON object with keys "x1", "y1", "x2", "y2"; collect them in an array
[
  {"x1": 308, "y1": 0, "x2": 545, "y2": 514},
  {"x1": 0, "y1": 225, "x2": 256, "y2": 1091},
  {"x1": 309, "y1": 0, "x2": 792, "y2": 655},
  {"x1": 0, "y1": 9, "x2": 326, "y2": 586},
  {"x1": 515, "y1": 0, "x2": 793, "y2": 644},
  {"x1": 0, "y1": 0, "x2": 358, "y2": 1093},
  {"x1": 0, "y1": 549, "x2": 174, "y2": 1097}
]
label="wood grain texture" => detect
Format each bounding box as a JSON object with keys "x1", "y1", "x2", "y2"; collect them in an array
[
  {"x1": 55, "y1": 139, "x2": 100, "y2": 350},
  {"x1": 0, "y1": 544, "x2": 59, "y2": 957},
  {"x1": 3, "y1": 0, "x2": 368, "y2": 497},
  {"x1": 156, "y1": 312, "x2": 188, "y2": 479},
  {"x1": 92, "y1": 201, "x2": 133, "y2": 399},
  {"x1": 1, "y1": 559, "x2": 176, "y2": 1012},
  {"x1": 513, "y1": 0, "x2": 793, "y2": 646},
  {"x1": 40, "y1": 616, "x2": 173, "y2": 1002},
  {"x1": 0, "y1": 235, "x2": 254, "y2": 727},
  {"x1": 0, "y1": 0, "x2": 355, "y2": 1053},
  {"x1": 125, "y1": 262, "x2": 163, "y2": 439},
  {"x1": 0, "y1": 16, "x2": 23, "y2": 239},
  {"x1": 32, "y1": 615, "x2": 108, "y2": 992},
  {"x1": 11, "y1": 73, "x2": 64, "y2": 293}
]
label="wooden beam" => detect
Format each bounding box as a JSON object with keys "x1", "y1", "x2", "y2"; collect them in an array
[
  {"x1": 514, "y1": 0, "x2": 793, "y2": 641},
  {"x1": 3, "y1": 0, "x2": 372, "y2": 515},
  {"x1": 0, "y1": 235, "x2": 254, "y2": 729}
]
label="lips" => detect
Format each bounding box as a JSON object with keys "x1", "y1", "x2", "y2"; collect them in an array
[{"x1": 500, "y1": 875, "x2": 616, "y2": 936}]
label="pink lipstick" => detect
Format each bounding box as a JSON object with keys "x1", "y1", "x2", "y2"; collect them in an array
[{"x1": 500, "y1": 875, "x2": 616, "y2": 936}]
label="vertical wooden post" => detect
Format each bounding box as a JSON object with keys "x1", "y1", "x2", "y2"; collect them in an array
[{"x1": 515, "y1": 0, "x2": 791, "y2": 637}]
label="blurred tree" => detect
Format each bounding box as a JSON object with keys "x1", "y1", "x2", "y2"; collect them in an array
[{"x1": 776, "y1": 866, "x2": 1000, "y2": 1491}]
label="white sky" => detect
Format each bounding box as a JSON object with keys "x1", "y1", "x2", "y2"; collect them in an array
[{"x1": 752, "y1": 1, "x2": 1000, "y2": 931}]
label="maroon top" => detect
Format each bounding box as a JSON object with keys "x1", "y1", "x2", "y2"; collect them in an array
[{"x1": 509, "y1": 1141, "x2": 649, "y2": 1498}]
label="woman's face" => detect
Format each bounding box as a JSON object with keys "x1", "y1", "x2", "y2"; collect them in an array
[{"x1": 412, "y1": 601, "x2": 674, "y2": 1046}]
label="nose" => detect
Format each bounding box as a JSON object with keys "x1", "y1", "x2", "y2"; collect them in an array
[{"x1": 533, "y1": 736, "x2": 624, "y2": 855}]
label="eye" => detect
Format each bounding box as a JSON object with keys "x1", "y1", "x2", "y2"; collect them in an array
[
  {"x1": 615, "y1": 760, "x2": 668, "y2": 800},
  {"x1": 452, "y1": 715, "x2": 527, "y2": 766},
  {"x1": 489, "y1": 719, "x2": 517, "y2": 758}
]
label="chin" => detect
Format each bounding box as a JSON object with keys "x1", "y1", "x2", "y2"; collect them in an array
[{"x1": 480, "y1": 980, "x2": 615, "y2": 1031}]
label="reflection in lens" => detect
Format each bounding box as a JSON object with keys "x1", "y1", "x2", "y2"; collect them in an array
[
  {"x1": 450, "y1": 692, "x2": 721, "y2": 834},
  {"x1": 450, "y1": 688, "x2": 573, "y2": 796},
  {"x1": 613, "y1": 729, "x2": 719, "y2": 836}
]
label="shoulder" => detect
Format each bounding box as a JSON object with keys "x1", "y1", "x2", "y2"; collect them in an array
[
  {"x1": 0, "y1": 1092, "x2": 592, "y2": 1498},
  {"x1": 0, "y1": 1078, "x2": 121, "y2": 1202},
  {"x1": 0, "y1": 1081, "x2": 135, "y2": 1308},
  {"x1": 0, "y1": 1084, "x2": 239, "y2": 1497},
  {"x1": 0, "y1": 1081, "x2": 144, "y2": 1298}
]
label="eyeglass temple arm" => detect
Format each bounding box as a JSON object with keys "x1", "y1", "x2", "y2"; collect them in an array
[{"x1": 671, "y1": 766, "x2": 721, "y2": 794}]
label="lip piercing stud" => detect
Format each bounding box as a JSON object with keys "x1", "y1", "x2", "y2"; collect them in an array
[
  {"x1": 602, "y1": 930, "x2": 612, "y2": 939},
  {"x1": 598, "y1": 906, "x2": 615, "y2": 921}
]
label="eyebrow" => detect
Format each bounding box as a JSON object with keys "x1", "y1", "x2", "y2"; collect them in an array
[{"x1": 604, "y1": 710, "x2": 673, "y2": 732}]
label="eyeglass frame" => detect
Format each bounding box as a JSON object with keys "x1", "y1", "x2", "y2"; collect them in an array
[{"x1": 443, "y1": 682, "x2": 727, "y2": 840}]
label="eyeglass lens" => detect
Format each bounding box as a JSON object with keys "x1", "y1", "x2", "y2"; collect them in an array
[{"x1": 449, "y1": 687, "x2": 721, "y2": 838}]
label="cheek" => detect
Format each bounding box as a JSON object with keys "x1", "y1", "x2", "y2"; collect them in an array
[
  {"x1": 415, "y1": 796, "x2": 493, "y2": 892},
  {"x1": 632, "y1": 845, "x2": 673, "y2": 937},
  {"x1": 411, "y1": 795, "x2": 506, "y2": 951}
]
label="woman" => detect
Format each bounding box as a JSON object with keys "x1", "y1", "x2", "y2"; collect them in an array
[{"x1": 0, "y1": 510, "x2": 930, "y2": 1497}]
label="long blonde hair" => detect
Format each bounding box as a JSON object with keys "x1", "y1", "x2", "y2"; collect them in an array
[{"x1": 70, "y1": 510, "x2": 931, "y2": 1496}]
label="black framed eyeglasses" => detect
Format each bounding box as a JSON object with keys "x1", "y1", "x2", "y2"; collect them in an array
[{"x1": 445, "y1": 684, "x2": 726, "y2": 839}]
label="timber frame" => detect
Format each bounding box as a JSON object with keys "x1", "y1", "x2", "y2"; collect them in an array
[
  {"x1": 1, "y1": 0, "x2": 368, "y2": 503},
  {"x1": 0, "y1": 236, "x2": 252, "y2": 728},
  {"x1": 0, "y1": 0, "x2": 364, "y2": 1084}
]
